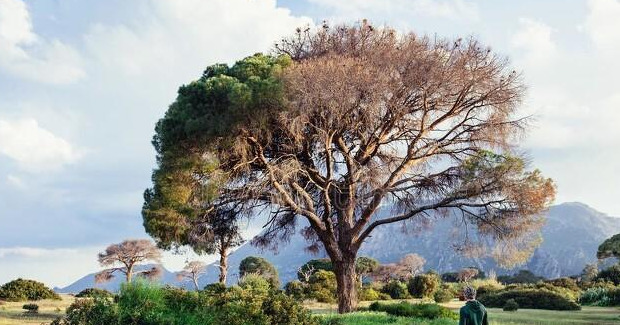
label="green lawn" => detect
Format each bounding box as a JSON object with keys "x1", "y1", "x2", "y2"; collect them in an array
[{"x1": 313, "y1": 300, "x2": 620, "y2": 325}]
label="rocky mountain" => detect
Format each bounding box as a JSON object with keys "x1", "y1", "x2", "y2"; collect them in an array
[
  {"x1": 194, "y1": 202, "x2": 620, "y2": 285},
  {"x1": 57, "y1": 202, "x2": 620, "y2": 293}
]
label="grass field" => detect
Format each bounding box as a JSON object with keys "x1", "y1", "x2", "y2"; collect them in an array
[
  {"x1": 0, "y1": 296, "x2": 618, "y2": 325},
  {"x1": 314, "y1": 299, "x2": 620, "y2": 325},
  {"x1": 0, "y1": 295, "x2": 74, "y2": 325}
]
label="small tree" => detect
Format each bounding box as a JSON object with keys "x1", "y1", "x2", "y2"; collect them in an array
[
  {"x1": 239, "y1": 256, "x2": 280, "y2": 288},
  {"x1": 581, "y1": 263, "x2": 599, "y2": 283},
  {"x1": 355, "y1": 257, "x2": 379, "y2": 282},
  {"x1": 597, "y1": 234, "x2": 620, "y2": 261},
  {"x1": 398, "y1": 254, "x2": 426, "y2": 279},
  {"x1": 457, "y1": 268, "x2": 480, "y2": 282},
  {"x1": 95, "y1": 239, "x2": 162, "y2": 283},
  {"x1": 408, "y1": 273, "x2": 440, "y2": 298},
  {"x1": 176, "y1": 261, "x2": 207, "y2": 290},
  {"x1": 297, "y1": 259, "x2": 333, "y2": 282}
]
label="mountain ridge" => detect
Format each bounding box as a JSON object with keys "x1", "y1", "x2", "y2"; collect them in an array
[{"x1": 56, "y1": 202, "x2": 620, "y2": 293}]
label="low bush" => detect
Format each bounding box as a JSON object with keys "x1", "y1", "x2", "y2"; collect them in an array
[
  {"x1": 546, "y1": 277, "x2": 580, "y2": 292},
  {"x1": 579, "y1": 287, "x2": 620, "y2": 306},
  {"x1": 308, "y1": 270, "x2": 337, "y2": 303},
  {"x1": 369, "y1": 301, "x2": 458, "y2": 320},
  {"x1": 51, "y1": 280, "x2": 318, "y2": 325},
  {"x1": 358, "y1": 287, "x2": 380, "y2": 301},
  {"x1": 479, "y1": 288, "x2": 581, "y2": 310},
  {"x1": 285, "y1": 280, "x2": 306, "y2": 300},
  {"x1": 22, "y1": 303, "x2": 39, "y2": 313},
  {"x1": 433, "y1": 289, "x2": 453, "y2": 303},
  {"x1": 0, "y1": 278, "x2": 61, "y2": 301},
  {"x1": 382, "y1": 280, "x2": 409, "y2": 299},
  {"x1": 502, "y1": 298, "x2": 518, "y2": 311},
  {"x1": 408, "y1": 274, "x2": 439, "y2": 298},
  {"x1": 75, "y1": 288, "x2": 114, "y2": 299}
]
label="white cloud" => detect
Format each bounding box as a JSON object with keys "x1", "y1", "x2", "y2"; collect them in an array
[
  {"x1": 583, "y1": 0, "x2": 620, "y2": 54},
  {"x1": 83, "y1": 0, "x2": 312, "y2": 78},
  {"x1": 0, "y1": 247, "x2": 78, "y2": 258},
  {"x1": 307, "y1": 0, "x2": 479, "y2": 22},
  {"x1": 6, "y1": 174, "x2": 26, "y2": 189},
  {"x1": 0, "y1": 118, "x2": 82, "y2": 172},
  {"x1": 512, "y1": 18, "x2": 556, "y2": 65},
  {"x1": 0, "y1": 0, "x2": 85, "y2": 84}
]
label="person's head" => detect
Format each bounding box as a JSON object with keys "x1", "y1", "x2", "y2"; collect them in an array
[{"x1": 463, "y1": 285, "x2": 476, "y2": 300}]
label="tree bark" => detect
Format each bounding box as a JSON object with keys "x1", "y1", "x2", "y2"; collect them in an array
[
  {"x1": 333, "y1": 257, "x2": 358, "y2": 313},
  {"x1": 192, "y1": 275, "x2": 199, "y2": 291},
  {"x1": 218, "y1": 247, "x2": 228, "y2": 284},
  {"x1": 126, "y1": 264, "x2": 134, "y2": 283}
]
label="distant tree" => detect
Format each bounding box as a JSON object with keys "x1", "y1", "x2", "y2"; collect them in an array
[
  {"x1": 497, "y1": 270, "x2": 543, "y2": 284},
  {"x1": 398, "y1": 254, "x2": 426, "y2": 279},
  {"x1": 176, "y1": 261, "x2": 207, "y2": 290},
  {"x1": 355, "y1": 257, "x2": 379, "y2": 282},
  {"x1": 95, "y1": 239, "x2": 162, "y2": 283},
  {"x1": 596, "y1": 264, "x2": 620, "y2": 285},
  {"x1": 145, "y1": 23, "x2": 555, "y2": 312},
  {"x1": 457, "y1": 268, "x2": 480, "y2": 282},
  {"x1": 581, "y1": 263, "x2": 599, "y2": 283},
  {"x1": 597, "y1": 233, "x2": 620, "y2": 261},
  {"x1": 239, "y1": 256, "x2": 280, "y2": 287},
  {"x1": 297, "y1": 259, "x2": 333, "y2": 282}
]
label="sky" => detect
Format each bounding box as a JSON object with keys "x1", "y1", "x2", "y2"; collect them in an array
[{"x1": 0, "y1": 0, "x2": 619, "y2": 288}]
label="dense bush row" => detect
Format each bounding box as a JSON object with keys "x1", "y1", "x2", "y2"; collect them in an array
[
  {"x1": 52, "y1": 279, "x2": 317, "y2": 325},
  {"x1": 0, "y1": 278, "x2": 60, "y2": 302},
  {"x1": 478, "y1": 288, "x2": 581, "y2": 310},
  {"x1": 579, "y1": 287, "x2": 620, "y2": 306},
  {"x1": 368, "y1": 301, "x2": 458, "y2": 320},
  {"x1": 75, "y1": 288, "x2": 114, "y2": 299}
]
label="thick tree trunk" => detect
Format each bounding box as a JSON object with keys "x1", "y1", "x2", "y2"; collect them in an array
[
  {"x1": 218, "y1": 248, "x2": 228, "y2": 284},
  {"x1": 333, "y1": 257, "x2": 358, "y2": 313}
]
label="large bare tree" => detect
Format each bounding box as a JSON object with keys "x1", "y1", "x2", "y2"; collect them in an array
[
  {"x1": 145, "y1": 23, "x2": 555, "y2": 312},
  {"x1": 95, "y1": 239, "x2": 162, "y2": 283}
]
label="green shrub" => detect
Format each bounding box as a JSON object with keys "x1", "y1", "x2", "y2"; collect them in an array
[
  {"x1": 239, "y1": 256, "x2": 280, "y2": 288},
  {"x1": 0, "y1": 278, "x2": 60, "y2": 301},
  {"x1": 369, "y1": 301, "x2": 458, "y2": 320},
  {"x1": 433, "y1": 289, "x2": 453, "y2": 303},
  {"x1": 377, "y1": 292, "x2": 392, "y2": 300},
  {"x1": 408, "y1": 274, "x2": 439, "y2": 298},
  {"x1": 52, "y1": 297, "x2": 118, "y2": 325},
  {"x1": 579, "y1": 287, "x2": 620, "y2": 306},
  {"x1": 479, "y1": 289, "x2": 581, "y2": 310},
  {"x1": 22, "y1": 303, "x2": 39, "y2": 313},
  {"x1": 308, "y1": 270, "x2": 337, "y2": 303},
  {"x1": 382, "y1": 280, "x2": 409, "y2": 299},
  {"x1": 358, "y1": 287, "x2": 380, "y2": 301},
  {"x1": 546, "y1": 277, "x2": 580, "y2": 291},
  {"x1": 502, "y1": 299, "x2": 518, "y2": 311},
  {"x1": 238, "y1": 273, "x2": 271, "y2": 295},
  {"x1": 76, "y1": 288, "x2": 114, "y2": 299},
  {"x1": 53, "y1": 280, "x2": 318, "y2": 325},
  {"x1": 285, "y1": 280, "x2": 306, "y2": 300},
  {"x1": 596, "y1": 265, "x2": 620, "y2": 285}
]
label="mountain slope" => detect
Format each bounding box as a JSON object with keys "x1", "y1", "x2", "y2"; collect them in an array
[
  {"x1": 58, "y1": 202, "x2": 620, "y2": 292},
  {"x1": 196, "y1": 202, "x2": 620, "y2": 285}
]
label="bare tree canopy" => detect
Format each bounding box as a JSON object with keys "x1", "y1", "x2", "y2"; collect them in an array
[
  {"x1": 144, "y1": 22, "x2": 555, "y2": 312},
  {"x1": 95, "y1": 239, "x2": 162, "y2": 283},
  {"x1": 457, "y1": 267, "x2": 480, "y2": 282}
]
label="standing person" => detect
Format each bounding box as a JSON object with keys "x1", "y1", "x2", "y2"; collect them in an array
[{"x1": 459, "y1": 286, "x2": 489, "y2": 325}]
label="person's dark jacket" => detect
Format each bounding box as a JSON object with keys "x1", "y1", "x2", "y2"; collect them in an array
[{"x1": 459, "y1": 300, "x2": 488, "y2": 325}]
